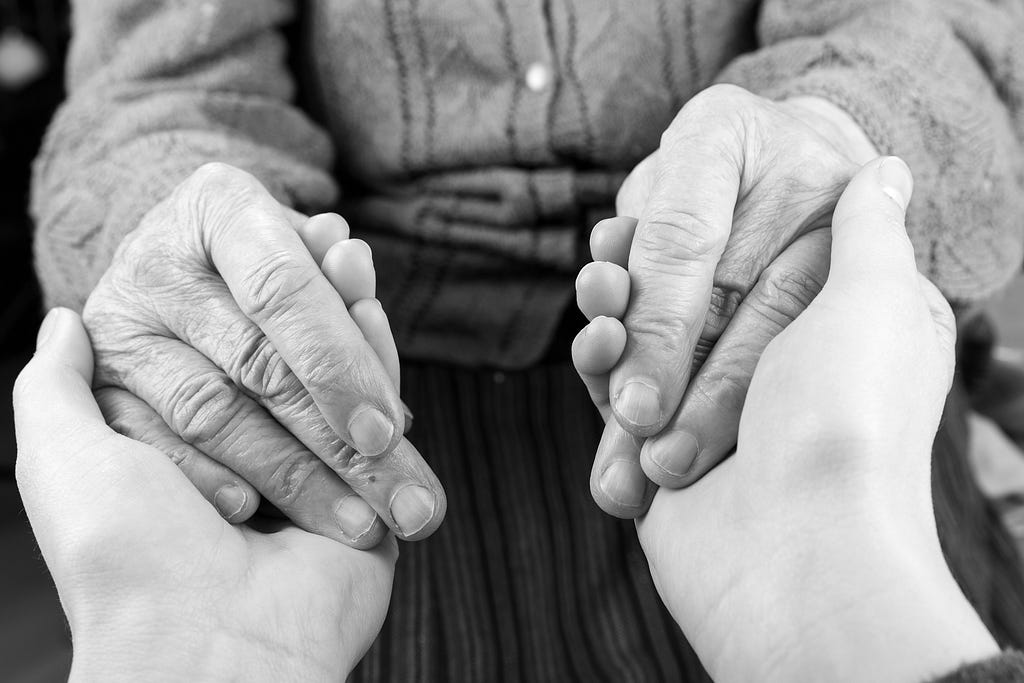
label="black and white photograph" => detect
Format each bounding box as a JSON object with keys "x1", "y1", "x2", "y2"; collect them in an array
[{"x1": 2, "y1": 0, "x2": 1024, "y2": 680}]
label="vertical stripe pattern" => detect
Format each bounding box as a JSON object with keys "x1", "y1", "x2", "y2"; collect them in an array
[
  {"x1": 349, "y1": 360, "x2": 1024, "y2": 681},
  {"x1": 351, "y1": 362, "x2": 709, "y2": 682}
]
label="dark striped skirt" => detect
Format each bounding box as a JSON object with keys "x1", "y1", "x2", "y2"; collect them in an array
[{"x1": 351, "y1": 362, "x2": 1024, "y2": 682}]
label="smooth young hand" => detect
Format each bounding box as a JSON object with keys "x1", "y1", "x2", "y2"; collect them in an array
[
  {"x1": 15, "y1": 308, "x2": 396, "y2": 681},
  {"x1": 634, "y1": 158, "x2": 998, "y2": 682}
]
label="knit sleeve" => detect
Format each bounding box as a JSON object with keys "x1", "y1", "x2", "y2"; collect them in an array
[
  {"x1": 933, "y1": 650, "x2": 1024, "y2": 682},
  {"x1": 30, "y1": 0, "x2": 338, "y2": 311},
  {"x1": 715, "y1": 0, "x2": 1024, "y2": 305}
]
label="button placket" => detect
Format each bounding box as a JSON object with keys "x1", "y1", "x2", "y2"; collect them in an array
[{"x1": 525, "y1": 61, "x2": 553, "y2": 93}]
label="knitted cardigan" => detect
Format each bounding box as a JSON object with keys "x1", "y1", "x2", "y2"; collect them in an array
[{"x1": 32, "y1": 0, "x2": 1024, "y2": 368}]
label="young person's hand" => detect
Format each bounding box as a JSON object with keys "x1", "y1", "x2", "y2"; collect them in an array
[
  {"x1": 15, "y1": 307, "x2": 396, "y2": 680},
  {"x1": 634, "y1": 158, "x2": 998, "y2": 682}
]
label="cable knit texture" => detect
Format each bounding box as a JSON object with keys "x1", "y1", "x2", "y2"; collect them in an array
[{"x1": 32, "y1": 0, "x2": 1024, "y2": 368}]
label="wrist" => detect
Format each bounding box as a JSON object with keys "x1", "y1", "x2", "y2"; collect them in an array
[
  {"x1": 68, "y1": 597, "x2": 345, "y2": 681},
  {"x1": 782, "y1": 96, "x2": 880, "y2": 165},
  {"x1": 70, "y1": 601, "x2": 231, "y2": 682},
  {"x1": 708, "y1": 524, "x2": 998, "y2": 683}
]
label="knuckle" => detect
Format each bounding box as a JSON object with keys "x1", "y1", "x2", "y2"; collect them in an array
[
  {"x1": 627, "y1": 308, "x2": 697, "y2": 357},
  {"x1": 703, "y1": 285, "x2": 745, "y2": 339},
  {"x1": 265, "y1": 455, "x2": 319, "y2": 506},
  {"x1": 167, "y1": 373, "x2": 241, "y2": 447},
  {"x1": 692, "y1": 368, "x2": 749, "y2": 414},
  {"x1": 230, "y1": 331, "x2": 297, "y2": 402},
  {"x1": 270, "y1": 389, "x2": 321, "y2": 436},
  {"x1": 326, "y1": 439, "x2": 357, "y2": 469},
  {"x1": 180, "y1": 163, "x2": 264, "y2": 243},
  {"x1": 691, "y1": 336, "x2": 714, "y2": 373},
  {"x1": 236, "y1": 250, "x2": 320, "y2": 321},
  {"x1": 690, "y1": 285, "x2": 745, "y2": 372},
  {"x1": 94, "y1": 389, "x2": 197, "y2": 468},
  {"x1": 636, "y1": 212, "x2": 726, "y2": 267},
  {"x1": 695, "y1": 83, "x2": 748, "y2": 105},
  {"x1": 302, "y1": 347, "x2": 360, "y2": 400},
  {"x1": 664, "y1": 84, "x2": 749, "y2": 140},
  {"x1": 164, "y1": 443, "x2": 198, "y2": 469},
  {"x1": 751, "y1": 265, "x2": 824, "y2": 330}
]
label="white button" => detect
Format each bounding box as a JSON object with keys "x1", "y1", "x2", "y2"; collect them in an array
[{"x1": 525, "y1": 62, "x2": 552, "y2": 92}]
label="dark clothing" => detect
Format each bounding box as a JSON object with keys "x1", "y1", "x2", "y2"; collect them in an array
[
  {"x1": 939, "y1": 651, "x2": 1024, "y2": 683},
  {"x1": 352, "y1": 357, "x2": 1024, "y2": 681}
]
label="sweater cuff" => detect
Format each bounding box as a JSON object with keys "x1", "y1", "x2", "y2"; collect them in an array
[
  {"x1": 716, "y1": 45, "x2": 1024, "y2": 304},
  {"x1": 932, "y1": 650, "x2": 1024, "y2": 682}
]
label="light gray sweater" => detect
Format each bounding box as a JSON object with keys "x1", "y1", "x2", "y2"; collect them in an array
[{"x1": 32, "y1": 0, "x2": 1024, "y2": 367}]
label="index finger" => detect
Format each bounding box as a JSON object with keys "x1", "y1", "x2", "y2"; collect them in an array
[
  {"x1": 610, "y1": 91, "x2": 741, "y2": 437},
  {"x1": 189, "y1": 164, "x2": 404, "y2": 458}
]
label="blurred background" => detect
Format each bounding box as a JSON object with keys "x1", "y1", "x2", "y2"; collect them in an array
[
  {"x1": 0, "y1": 1, "x2": 1021, "y2": 681},
  {"x1": 1, "y1": 1, "x2": 73, "y2": 680}
]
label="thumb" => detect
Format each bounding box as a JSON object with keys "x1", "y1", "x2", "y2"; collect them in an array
[
  {"x1": 15, "y1": 308, "x2": 119, "y2": 560},
  {"x1": 819, "y1": 156, "x2": 957, "y2": 397},
  {"x1": 826, "y1": 156, "x2": 919, "y2": 296},
  {"x1": 15, "y1": 309, "x2": 215, "y2": 562},
  {"x1": 14, "y1": 308, "x2": 106, "y2": 472}
]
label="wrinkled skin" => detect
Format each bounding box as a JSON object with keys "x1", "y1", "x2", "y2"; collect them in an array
[
  {"x1": 589, "y1": 85, "x2": 879, "y2": 515},
  {"x1": 82, "y1": 163, "x2": 446, "y2": 547}
]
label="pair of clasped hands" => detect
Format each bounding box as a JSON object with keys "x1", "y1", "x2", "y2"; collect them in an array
[{"x1": 16, "y1": 86, "x2": 999, "y2": 680}]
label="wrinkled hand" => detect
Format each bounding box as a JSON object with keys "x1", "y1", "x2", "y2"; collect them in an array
[
  {"x1": 16, "y1": 308, "x2": 396, "y2": 680},
  {"x1": 585, "y1": 84, "x2": 880, "y2": 516},
  {"x1": 83, "y1": 163, "x2": 445, "y2": 547},
  {"x1": 637, "y1": 158, "x2": 997, "y2": 682}
]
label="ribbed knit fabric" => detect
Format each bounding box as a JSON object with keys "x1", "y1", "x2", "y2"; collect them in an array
[
  {"x1": 352, "y1": 362, "x2": 709, "y2": 682},
  {"x1": 935, "y1": 651, "x2": 1024, "y2": 683},
  {"x1": 348, "y1": 359, "x2": 1024, "y2": 682},
  {"x1": 32, "y1": 0, "x2": 1024, "y2": 369}
]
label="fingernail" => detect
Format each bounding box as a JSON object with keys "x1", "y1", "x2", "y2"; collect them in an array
[
  {"x1": 348, "y1": 405, "x2": 395, "y2": 456},
  {"x1": 878, "y1": 157, "x2": 912, "y2": 211},
  {"x1": 214, "y1": 484, "x2": 247, "y2": 521},
  {"x1": 649, "y1": 431, "x2": 699, "y2": 478},
  {"x1": 390, "y1": 485, "x2": 435, "y2": 538},
  {"x1": 599, "y1": 460, "x2": 647, "y2": 509},
  {"x1": 335, "y1": 494, "x2": 378, "y2": 542},
  {"x1": 401, "y1": 401, "x2": 414, "y2": 434},
  {"x1": 36, "y1": 308, "x2": 65, "y2": 350},
  {"x1": 614, "y1": 379, "x2": 662, "y2": 429}
]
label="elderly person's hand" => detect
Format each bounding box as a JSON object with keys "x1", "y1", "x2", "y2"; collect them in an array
[
  {"x1": 15, "y1": 307, "x2": 396, "y2": 680},
  {"x1": 633, "y1": 159, "x2": 998, "y2": 681},
  {"x1": 582, "y1": 84, "x2": 885, "y2": 516},
  {"x1": 82, "y1": 162, "x2": 445, "y2": 547}
]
